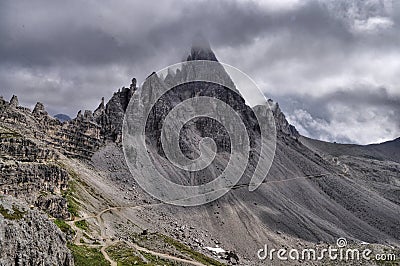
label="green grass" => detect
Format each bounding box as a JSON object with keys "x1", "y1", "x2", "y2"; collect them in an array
[
  {"x1": 0, "y1": 204, "x2": 26, "y2": 220},
  {"x1": 66, "y1": 195, "x2": 79, "y2": 217},
  {"x1": 54, "y1": 218, "x2": 75, "y2": 235},
  {"x1": 62, "y1": 180, "x2": 80, "y2": 217},
  {"x1": 75, "y1": 220, "x2": 89, "y2": 231},
  {"x1": 135, "y1": 232, "x2": 224, "y2": 265},
  {"x1": 57, "y1": 164, "x2": 82, "y2": 218},
  {"x1": 106, "y1": 243, "x2": 177, "y2": 266},
  {"x1": 140, "y1": 251, "x2": 178, "y2": 266},
  {"x1": 158, "y1": 234, "x2": 225, "y2": 266},
  {"x1": 67, "y1": 243, "x2": 110, "y2": 266},
  {"x1": 106, "y1": 243, "x2": 147, "y2": 266}
]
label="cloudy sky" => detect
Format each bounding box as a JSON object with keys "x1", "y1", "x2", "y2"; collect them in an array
[{"x1": 0, "y1": 0, "x2": 399, "y2": 144}]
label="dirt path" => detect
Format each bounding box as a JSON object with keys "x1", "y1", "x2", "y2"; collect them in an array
[
  {"x1": 68, "y1": 202, "x2": 206, "y2": 266},
  {"x1": 73, "y1": 202, "x2": 163, "y2": 222},
  {"x1": 131, "y1": 243, "x2": 206, "y2": 266},
  {"x1": 65, "y1": 172, "x2": 335, "y2": 265},
  {"x1": 101, "y1": 241, "x2": 117, "y2": 266}
]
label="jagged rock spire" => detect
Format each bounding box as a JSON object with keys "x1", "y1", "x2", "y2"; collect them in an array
[
  {"x1": 10, "y1": 95, "x2": 19, "y2": 108},
  {"x1": 84, "y1": 110, "x2": 93, "y2": 121},
  {"x1": 32, "y1": 102, "x2": 48, "y2": 116},
  {"x1": 95, "y1": 97, "x2": 105, "y2": 111},
  {"x1": 130, "y1": 78, "x2": 137, "y2": 91},
  {"x1": 77, "y1": 110, "x2": 83, "y2": 119},
  {"x1": 93, "y1": 97, "x2": 105, "y2": 120},
  {"x1": 187, "y1": 35, "x2": 218, "y2": 62}
]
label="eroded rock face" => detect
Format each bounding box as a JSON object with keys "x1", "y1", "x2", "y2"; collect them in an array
[
  {"x1": 0, "y1": 196, "x2": 74, "y2": 266},
  {"x1": 268, "y1": 100, "x2": 300, "y2": 139},
  {"x1": 0, "y1": 135, "x2": 69, "y2": 219},
  {"x1": 9, "y1": 95, "x2": 19, "y2": 108},
  {"x1": 35, "y1": 194, "x2": 69, "y2": 219},
  {"x1": 0, "y1": 161, "x2": 68, "y2": 199},
  {"x1": 0, "y1": 137, "x2": 57, "y2": 162},
  {"x1": 94, "y1": 83, "x2": 135, "y2": 142},
  {"x1": 32, "y1": 102, "x2": 48, "y2": 116}
]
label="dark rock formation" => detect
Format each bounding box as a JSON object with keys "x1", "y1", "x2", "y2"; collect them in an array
[
  {"x1": 93, "y1": 97, "x2": 105, "y2": 120},
  {"x1": 9, "y1": 95, "x2": 19, "y2": 108},
  {"x1": 35, "y1": 194, "x2": 69, "y2": 219},
  {"x1": 95, "y1": 85, "x2": 135, "y2": 142},
  {"x1": 0, "y1": 131, "x2": 69, "y2": 216},
  {"x1": 32, "y1": 102, "x2": 48, "y2": 116},
  {"x1": 268, "y1": 99, "x2": 300, "y2": 139},
  {"x1": 130, "y1": 78, "x2": 137, "y2": 91},
  {"x1": 0, "y1": 162, "x2": 69, "y2": 199},
  {"x1": 58, "y1": 115, "x2": 101, "y2": 158}
]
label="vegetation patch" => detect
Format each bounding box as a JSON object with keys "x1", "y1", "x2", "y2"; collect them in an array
[
  {"x1": 75, "y1": 220, "x2": 89, "y2": 231},
  {"x1": 54, "y1": 218, "x2": 75, "y2": 235},
  {"x1": 159, "y1": 234, "x2": 225, "y2": 266},
  {"x1": 62, "y1": 180, "x2": 79, "y2": 217},
  {"x1": 67, "y1": 243, "x2": 110, "y2": 266},
  {"x1": 0, "y1": 204, "x2": 26, "y2": 220},
  {"x1": 106, "y1": 242, "x2": 179, "y2": 266},
  {"x1": 106, "y1": 243, "x2": 147, "y2": 266},
  {"x1": 139, "y1": 250, "x2": 179, "y2": 266},
  {"x1": 135, "y1": 232, "x2": 224, "y2": 266}
]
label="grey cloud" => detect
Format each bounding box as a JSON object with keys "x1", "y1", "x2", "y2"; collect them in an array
[{"x1": 277, "y1": 86, "x2": 400, "y2": 144}]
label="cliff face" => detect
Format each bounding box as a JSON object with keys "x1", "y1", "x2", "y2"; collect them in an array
[
  {"x1": 0, "y1": 196, "x2": 73, "y2": 266},
  {"x1": 94, "y1": 78, "x2": 136, "y2": 142},
  {"x1": 0, "y1": 123, "x2": 69, "y2": 220},
  {"x1": 0, "y1": 79, "x2": 136, "y2": 161},
  {"x1": 0, "y1": 77, "x2": 138, "y2": 221}
]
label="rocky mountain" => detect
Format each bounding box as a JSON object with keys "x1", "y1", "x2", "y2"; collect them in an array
[
  {"x1": 0, "y1": 44, "x2": 399, "y2": 265},
  {"x1": 54, "y1": 114, "x2": 72, "y2": 123}
]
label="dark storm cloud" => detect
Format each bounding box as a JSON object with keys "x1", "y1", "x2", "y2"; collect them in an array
[
  {"x1": 278, "y1": 87, "x2": 400, "y2": 144},
  {"x1": 0, "y1": 0, "x2": 398, "y2": 144}
]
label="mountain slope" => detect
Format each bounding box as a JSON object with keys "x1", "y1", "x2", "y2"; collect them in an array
[{"x1": 0, "y1": 45, "x2": 399, "y2": 265}]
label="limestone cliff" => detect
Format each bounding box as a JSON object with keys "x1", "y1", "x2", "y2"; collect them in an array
[{"x1": 0, "y1": 196, "x2": 73, "y2": 266}]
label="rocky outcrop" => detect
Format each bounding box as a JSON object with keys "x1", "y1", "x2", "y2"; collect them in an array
[
  {"x1": 0, "y1": 124, "x2": 69, "y2": 218},
  {"x1": 94, "y1": 79, "x2": 136, "y2": 142},
  {"x1": 9, "y1": 95, "x2": 19, "y2": 108},
  {"x1": 93, "y1": 97, "x2": 105, "y2": 119},
  {"x1": 54, "y1": 114, "x2": 101, "y2": 159},
  {"x1": 0, "y1": 196, "x2": 74, "y2": 266},
  {"x1": 1, "y1": 97, "x2": 101, "y2": 159},
  {"x1": 35, "y1": 194, "x2": 69, "y2": 219},
  {"x1": 32, "y1": 102, "x2": 48, "y2": 116},
  {"x1": 0, "y1": 161, "x2": 69, "y2": 199},
  {"x1": 0, "y1": 137, "x2": 57, "y2": 162},
  {"x1": 268, "y1": 99, "x2": 300, "y2": 139}
]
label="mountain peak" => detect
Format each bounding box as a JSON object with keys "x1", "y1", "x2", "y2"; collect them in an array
[{"x1": 186, "y1": 35, "x2": 218, "y2": 62}]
